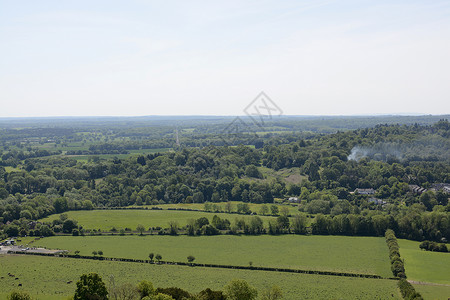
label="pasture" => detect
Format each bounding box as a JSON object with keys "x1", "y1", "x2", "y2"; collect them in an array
[
  {"x1": 398, "y1": 239, "x2": 450, "y2": 285},
  {"x1": 412, "y1": 284, "x2": 450, "y2": 300},
  {"x1": 0, "y1": 254, "x2": 401, "y2": 300},
  {"x1": 38, "y1": 209, "x2": 281, "y2": 231},
  {"x1": 33, "y1": 235, "x2": 392, "y2": 277},
  {"x1": 148, "y1": 201, "x2": 302, "y2": 215}
]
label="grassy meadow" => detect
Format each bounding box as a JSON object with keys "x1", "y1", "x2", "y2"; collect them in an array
[
  {"x1": 412, "y1": 284, "x2": 450, "y2": 300},
  {"x1": 38, "y1": 209, "x2": 284, "y2": 231},
  {"x1": 149, "y1": 201, "x2": 302, "y2": 215},
  {"x1": 0, "y1": 254, "x2": 401, "y2": 300},
  {"x1": 398, "y1": 239, "x2": 450, "y2": 285},
  {"x1": 33, "y1": 235, "x2": 392, "y2": 277}
]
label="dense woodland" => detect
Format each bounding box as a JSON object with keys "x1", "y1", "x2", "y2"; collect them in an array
[{"x1": 0, "y1": 117, "x2": 449, "y2": 242}]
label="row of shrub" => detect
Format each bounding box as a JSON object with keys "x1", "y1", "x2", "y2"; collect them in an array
[
  {"x1": 385, "y1": 229, "x2": 406, "y2": 278},
  {"x1": 419, "y1": 240, "x2": 448, "y2": 252},
  {"x1": 385, "y1": 230, "x2": 423, "y2": 300},
  {"x1": 398, "y1": 279, "x2": 423, "y2": 300}
]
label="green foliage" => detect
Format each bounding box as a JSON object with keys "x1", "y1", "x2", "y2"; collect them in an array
[
  {"x1": 385, "y1": 230, "x2": 406, "y2": 278},
  {"x1": 419, "y1": 240, "x2": 448, "y2": 252},
  {"x1": 398, "y1": 279, "x2": 423, "y2": 300},
  {"x1": 137, "y1": 280, "x2": 156, "y2": 298},
  {"x1": 74, "y1": 273, "x2": 108, "y2": 300},
  {"x1": 260, "y1": 285, "x2": 283, "y2": 300},
  {"x1": 197, "y1": 288, "x2": 226, "y2": 300},
  {"x1": 224, "y1": 279, "x2": 258, "y2": 300},
  {"x1": 7, "y1": 291, "x2": 32, "y2": 300},
  {"x1": 155, "y1": 287, "x2": 190, "y2": 300}
]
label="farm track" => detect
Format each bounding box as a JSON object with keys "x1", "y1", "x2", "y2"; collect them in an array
[
  {"x1": 9, "y1": 251, "x2": 395, "y2": 280},
  {"x1": 408, "y1": 280, "x2": 450, "y2": 287}
]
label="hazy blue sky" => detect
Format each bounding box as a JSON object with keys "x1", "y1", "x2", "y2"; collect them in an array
[{"x1": 1, "y1": 0, "x2": 449, "y2": 117}]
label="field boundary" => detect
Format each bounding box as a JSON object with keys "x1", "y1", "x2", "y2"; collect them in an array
[{"x1": 8, "y1": 251, "x2": 395, "y2": 280}]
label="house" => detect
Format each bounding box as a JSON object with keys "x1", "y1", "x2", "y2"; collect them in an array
[
  {"x1": 288, "y1": 197, "x2": 299, "y2": 203},
  {"x1": 354, "y1": 188, "x2": 375, "y2": 195},
  {"x1": 368, "y1": 198, "x2": 387, "y2": 206},
  {"x1": 408, "y1": 185, "x2": 427, "y2": 194},
  {"x1": 431, "y1": 183, "x2": 450, "y2": 194}
]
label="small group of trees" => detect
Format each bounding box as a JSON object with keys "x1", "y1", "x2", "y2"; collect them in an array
[
  {"x1": 419, "y1": 240, "x2": 448, "y2": 252},
  {"x1": 148, "y1": 252, "x2": 162, "y2": 262},
  {"x1": 92, "y1": 250, "x2": 104, "y2": 256},
  {"x1": 71, "y1": 273, "x2": 282, "y2": 300}
]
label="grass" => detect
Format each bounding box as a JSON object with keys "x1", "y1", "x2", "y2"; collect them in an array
[
  {"x1": 4, "y1": 166, "x2": 21, "y2": 173},
  {"x1": 146, "y1": 201, "x2": 302, "y2": 216},
  {"x1": 398, "y1": 239, "x2": 450, "y2": 285},
  {"x1": 39, "y1": 209, "x2": 281, "y2": 231},
  {"x1": 33, "y1": 235, "x2": 392, "y2": 277},
  {"x1": 413, "y1": 284, "x2": 450, "y2": 300},
  {"x1": 0, "y1": 254, "x2": 401, "y2": 300},
  {"x1": 258, "y1": 166, "x2": 308, "y2": 185}
]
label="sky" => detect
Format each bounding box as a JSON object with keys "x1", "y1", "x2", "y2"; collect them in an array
[{"x1": 0, "y1": 0, "x2": 450, "y2": 117}]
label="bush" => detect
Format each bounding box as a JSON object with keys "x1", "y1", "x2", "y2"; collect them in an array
[
  {"x1": 198, "y1": 288, "x2": 227, "y2": 300},
  {"x1": 7, "y1": 291, "x2": 32, "y2": 300},
  {"x1": 224, "y1": 279, "x2": 258, "y2": 300},
  {"x1": 155, "y1": 287, "x2": 191, "y2": 300},
  {"x1": 419, "y1": 240, "x2": 448, "y2": 252},
  {"x1": 398, "y1": 279, "x2": 423, "y2": 300},
  {"x1": 385, "y1": 229, "x2": 406, "y2": 278},
  {"x1": 74, "y1": 273, "x2": 108, "y2": 300}
]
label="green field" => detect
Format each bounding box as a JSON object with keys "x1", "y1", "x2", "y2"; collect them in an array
[
  {"x1": 0, "y1": 254, "x2": 401, "y2": 300},
  {"x1": 413, "y1": 284, "x2": 450, "y2": 300},
  {"x1": 39, "y1": 209, "x2": 281, "y2": 231},
  {"x1": 148, "y1": 201, "x2": 302, "y2": 215},
  {"x1": 398, "y1": 239, "x2": 450, "y2": 285},
  {"x1": 33, "y1": 235, "x2": 392, "y2": 277}
]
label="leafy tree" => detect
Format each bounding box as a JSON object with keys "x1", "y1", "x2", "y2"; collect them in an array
[
  {"x1": 155, "y1": 287, "x2": 191, "y2": 300},
  {"x1": 136, "y1": 224, "x2": 145, "y2": 235},
  {"x1": 149, "y1": 252, "x2": 154, "y2": 262},
  {"x1": 62, "y1": 219, "x2": 78, "y2": 233},
  {"x1": 137, "y1": 280, "x2": 155, "y2": 298},
  {"x1": 198, "y1": 288, "x2": 227, "y2": 300},
  {"x1": 168, "y1": 221, "x2": 178, "y2": 235},
  {"x1": 292, "y1": 214, "x2": 307, "y2": 234},
  {"x1": 149, "y1": 293, "x2": 175, "y2": 300},
  {"x1": 155, "y1": 254, "x2": 162, "y2": 262},
  {"x1": 270, "y1": 205, "x2": 279, "y2": 215},
  {"x1": 259, "y1": 205, "x2": 269, "y2": 216},
  {"x1": 5, "y1": 225, "x2": 19, "y2": 237},
  {"x1": 108, "y1": 283, "x2": 139, "y2": 300},
  {"x1": 276, "y1": 216, "x2": 290, "y2": 230},
  {"x1": 279, "y1": 206, "x2": 289, "y2": 217},
  {"x1": 74, "y1": 273, "x2": 108, "y2": 300},
  {"x1": 224, "y1": 279, "x2": 258, "y2": 300},
  {"x1": 187, "y1": 255, "x2": 195, "y2": 263},
  {"x1": 260, "y1": 285, "x2": 283, "y2": 300}
]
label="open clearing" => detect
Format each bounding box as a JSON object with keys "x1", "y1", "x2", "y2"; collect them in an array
[
  {"x1": 39, "y1": 209, "x2": 281, "y2": 231},
  {"x1": 0, "y1": 254, "x2": 400, "y2": 300},
  {"x1": 33, "y1": 235, "x2": 392, "y2": 277},
  {"x1": 398, "y1": 239, "x2": 450, "y2": 285}
]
